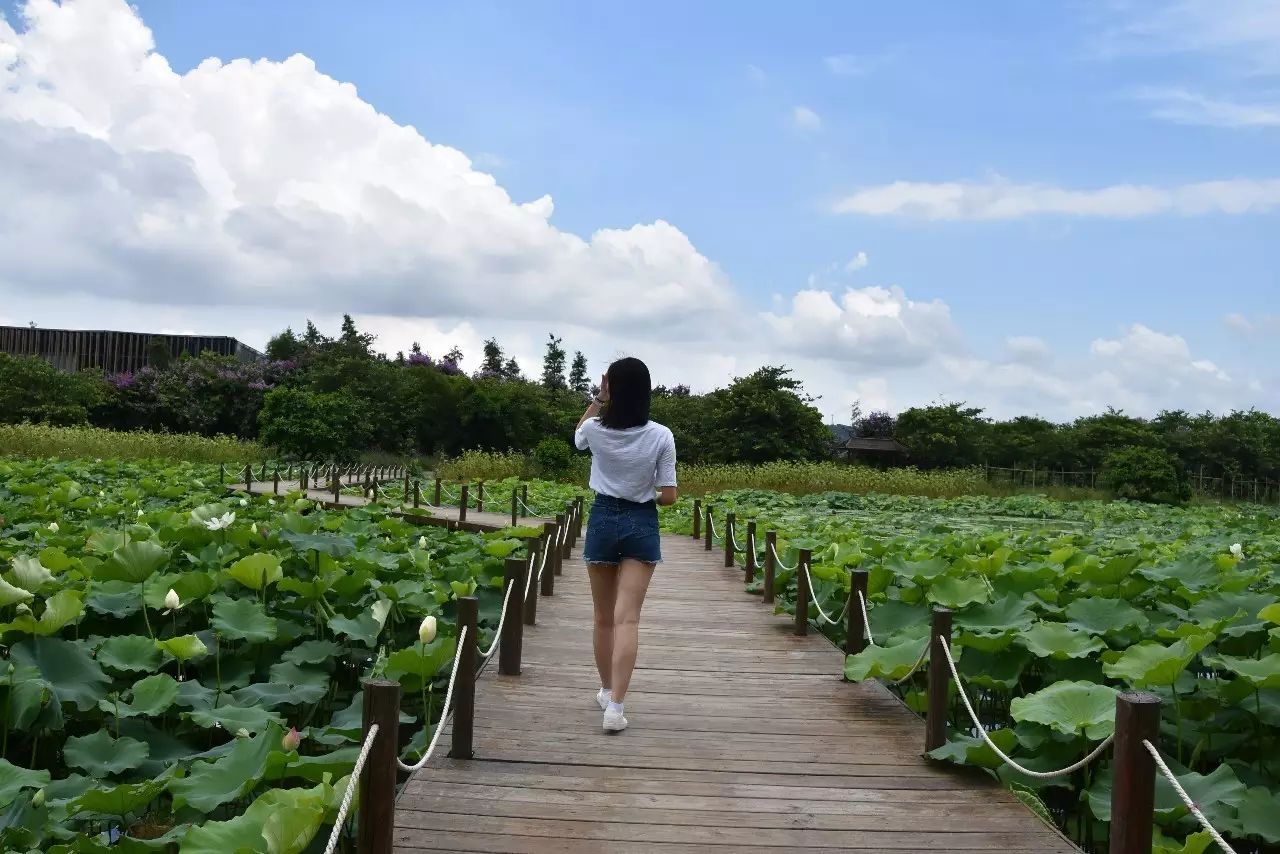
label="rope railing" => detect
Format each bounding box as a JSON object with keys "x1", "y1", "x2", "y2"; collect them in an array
[
  {"x1": 856, "y1": 590, "x2": 875, "y2": 645},
  {"x1": 889, "y1": 639, "x2": 930, "y2": 685},
  {"x1": 768, "y1": 541, "x2": 798, "y2": 572},
  {"x1": 396, "y1": 625, "x2": 469, "y2": 773},
  {"x1": 518, "y1": 495, "x2": 542, "y2": 518},
  {"x1": 321, "y1": 722, "x2": 381, "y2": 854},
  {"x1": 938, "y1": 636, "x2": 1115, "y2": 779},
  {"x1": 1144, "y1": 740, "x2": 1237, "y2": 854},
  {"x1": 479, "y1": 582, "x2": 514, "y2": 660},
  {"x1": 800, "y1": 558, "x2": 850, "y2": 625}
]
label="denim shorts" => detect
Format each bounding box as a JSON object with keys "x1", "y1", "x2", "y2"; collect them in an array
[{"x1": 583, "y1": 494, "x2": 662, "y2": 566}]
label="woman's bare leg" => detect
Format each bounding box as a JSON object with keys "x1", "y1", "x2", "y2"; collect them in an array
[
  {"x1": 587, "y1": 564, "x2": 619, "y2": 691},
  {"x1": 610, "y1": 559, "x2": 655, "y2": 704}
]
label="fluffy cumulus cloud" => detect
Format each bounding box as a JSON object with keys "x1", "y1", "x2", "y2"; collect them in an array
[
  {"x1": 0, "y1": 0, "x2": 731, "y2": 332},
  {"x1": 833, "y1": 177, "x2": 1280, "y2": 220},
  {"x1": 792, "y1": 105, "x2": 822, "y2": 131}
]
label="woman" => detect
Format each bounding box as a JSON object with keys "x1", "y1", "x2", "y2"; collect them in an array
[{"x1": 574, "y1": 357, "x2": 677, "y2": 733}]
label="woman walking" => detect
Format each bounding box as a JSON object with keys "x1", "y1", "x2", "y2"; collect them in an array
[{"x1": 574, "y1": 357, "x2": 677, "y2": 733}]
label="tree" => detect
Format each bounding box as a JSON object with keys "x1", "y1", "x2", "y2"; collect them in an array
[
  {"x1": 541, "y1": 334, "x2": 567, "y2": 390},
  {"x1": 302, "y1": 320, "x2": 324, "y2": 347},
  {"x1": 703, "y1": 366, "x2": 829, "y2": 463},
  {"x1": 569, "y1": 351, "x2": 590, "y2": 397},
  {"x1": 502, "y1": 357, "x2": 523, "y2": 381},
  {"x1": 481, "y1": 338, "x2": 504, "y2": 376},
  {"x1": 146, "y1": 337, "x2": 173, "y2": 369},
  {"x1": 855, "y1": 411, "x2": 896, "y2": 439},
  {"x1": 337, "y1": 314, "x2": 375, "y2": 357},
  {"x1": 894, "y1": 402, "x2": 988, "y2": 468},
  {"x1": 258, "y1": 387, "x2": 371, "y2": 460},
  {"x1": 0, "y1": 353, "x2": 105, "y2": 426},
  {"x1": 654, "y1": 384, "x2": 692, "y2": 398},
  {"x1": 444, "y1": 346, "x2": 464, "y2": 368},
  {"x1": 266, "y1": 327, "x2": 303, "y2": 362},
  {"x1": 1101, "y1": 446, "x2": 1190, "y2": 505}
]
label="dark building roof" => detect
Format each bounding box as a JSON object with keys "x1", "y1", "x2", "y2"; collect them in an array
[
  {"x1": 0, "y1": 325, "x2": 263, "y2": 374},
  {"x1": 840, "y1": 436, "x2": 907, "y2": 453}
]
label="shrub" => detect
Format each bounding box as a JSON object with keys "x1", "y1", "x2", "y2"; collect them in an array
[
  {"x1": 258, "y1": 387, "x2": 370, "y2": 461},
  {"x1": 1100, "y1": 445, "x2": 1191, "y2": 505},
  {"x1": 533, "y1": 437, "x2": 573, "y2": 476},
  {"x1": 0, "y1": 353, "x2": 105, "y2": 426},
  {"x1": 0, "y1": 423, "x2": 263, "y2": 463},
  {"x1": 435, "y1": 450, "x2": 528, "y2": 482}
]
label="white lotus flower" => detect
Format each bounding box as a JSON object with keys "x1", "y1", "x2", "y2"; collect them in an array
[
  {"x1": 137, "y1": 509, "x2": 144, "y2": 517},
  {"x1": 418, "y1": 535, "x2": 427, "y2": 550},
  {"x1": 16, "y1": 603, "x2": 31, "y2": 615},
  {"x1": 31, "y1": 788, "x2": 45, "y2": 808},
  {"x1": 239, "y1": 498, "x2": 248, "y2": 507},
  {"x1": 267, "y1": 498, "x2": 275, "y2": 506},
  {"x1": 235, "y1": 728, "x2": 251, "y2": 739},
  {"x1": 418, "y1": 616, "x2": 437, "y2": 644},
  {"x1": 204, "y1": 512, "x2": 236, "y2": 531},
  {"x1": 47, "y1": 522, "x2": 58, "y2": 533},
  {"x1": 98, "y1": 491, "x2": 105, "y2": 497},
  {"x1": 164, "y1": 589, "x2": 181, "y2": 611},
  {"x1": 1230, "y1": 543, "x2": 1243, "y2": 558}
]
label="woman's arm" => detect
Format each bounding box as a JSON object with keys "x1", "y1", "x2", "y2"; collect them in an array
[
  {"x1": 575, "y1": 373, "x2": 609, "y2": 429},
  {"x1": 657, "y1": 486, "x2": 678, "y2": 506}
]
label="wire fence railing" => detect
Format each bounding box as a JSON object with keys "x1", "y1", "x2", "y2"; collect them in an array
[{"x1": 693, "y1": 499, "x2": 1244, "y2": 854}]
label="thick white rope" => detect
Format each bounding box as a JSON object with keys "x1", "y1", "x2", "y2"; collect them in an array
[
  {"x1": 707, "y1": 514, "x2": 720, "y2": 543},
  {"x1": 800, "y1": 559, "x2": 850, "y2": 625},
  {"x1": 857, "y1": 591, "x2": 875, "y2": 645},
  {"x1": 889, "y1": 639, "x2": 930, "y2": 685},
  {"x1": 1143, "y1": 740, "x2": 1237, "y2": 854},
  {"x1": 518, "y1": 496, "x2": 542, "y2": 518},
  {"x1": 479, "y1": 582, "x2": 514, "y2": 660},
  {"x1": 396, "y1": 625, "x2": 469, "y2": 773},
  {"x1": 939, "y1": 637, "x2": 1114, "y2": 778},
  {"x1": 768, "y1": 541, "x2": 799, "y2": 572},
  {"x1": 322, "y1": 722, "x2": 380, "y2": 854}
]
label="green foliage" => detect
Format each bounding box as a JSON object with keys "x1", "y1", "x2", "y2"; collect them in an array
[
  {"x1": 257, "y1": 387, "x2": 370, "y2": 460},
  {"x1": 894, "y1": 401, "x2": 988, "y2": 468},
  {"x1": 533, "y1": 436, "x2": 574, "y2": 477},
  {"x1": 701, "y1": 366, "x2": 830, "y2": 463},
  {"x1": 1101, "y1": 445, "x2": 1192, "y2": 504},
  {"x1": 0, "y1": 422, "x2": 263, "y2": 462},
  {"x1": 540, "y1": 333, "x2": 567, "y2": 390},
  {"x1": 0, "y1": 353, "x2": 105, "y2": 426}
]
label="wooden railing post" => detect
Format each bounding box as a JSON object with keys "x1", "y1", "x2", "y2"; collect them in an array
[
  {"x1": 433, "y1": 477, "x2": 442, "y2": 507},
  {"x1": 691, "y1": 499, "x2": 701, "y2": 539},
  {"x1": 763, "y1": 531, "x2": 777, "y2": 604},
  {"x1": 500, "y1": 557, "x2": 526, "y2": 675},
  {"x1": 403, "y1": 472, "x2": 410, "y2": 501},
  {"x1": 510, "y1": 489, "x2": 519, "y2": 526},
  {"x1": 541, "y1": 523, "x2": 557, "y2": 596},
  {"x1": 846, "y1": 569, "x2": 869, "y2": 654},
  {"x1": 244, "y1": 464, "x2": 253, "y2": 491},
  {"x1": 476, "y1": 481, "x2": 485, "y2": 513},
  {"x1": 724, "y1": 512, "x2": 736, "y2": 568},
  {"x1": 332, "y1": 473, "x2": 340, "y2": 504},
  {"x1": 219, "y1": 463, "x2": 225, "y2": 485},
  {"x1": 925, "y1": 607, "x2": 953, "y2": 753},
  {"x1": 413, "y1": 479, "x2": 421, "y2": 508},
  {"x1": 556, "y1": 513, "x2": 569, "y2": 565},
  {"x1": 704, "y1": 505, "x2": 713, "y2": 551},
  {"x1": 358, "y1": 678, "x2": 400, "y2": 854},
  {"x1": 459, "y1": 484, "x2": 469, "y2": 523},
  {"x1": 370, "y1": 480, "x2": 379, "y2": 503},
  {"x1": 523, "y1": 537, "x2": 540, "y2": 625},
  {"x1": 745, "y1": 521, "x2": 757, "y2": 583},
  {"x1": 1109, "y1": 692, "x2": 1162, "y2": 854},
  {"x1": 273, "y1": 467, "x2": 280, "y2": 495},
  {"x1": 794, "y1": 548, "x2": 812, "y2": 636},
  {"x1": 449, "y1": 596, "x2": 477, "y2": 759},
  {"x1": 300, "y1": 466, "x2": 308, "y2": 491}
]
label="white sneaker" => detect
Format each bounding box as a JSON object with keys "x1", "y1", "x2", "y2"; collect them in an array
[
  {"x1": 595, "y1": 688, "x2": 610, "y2": 711},
  {"x1": 602, "y1": 706, "x2": 628, "y2": 733}
]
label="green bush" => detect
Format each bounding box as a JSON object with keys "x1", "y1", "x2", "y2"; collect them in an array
[
  {"x1": 0, "y1": 423, "x2": 263, "y2": 463},
  {"x1": 1100, "y1": 445, "x2": 1191, "y2": 504},
  {"x1": 533, "y1": 436, "x2": 573, "y2": 476},
  {"x1": 257, "y1": 387, "x2": 370, "y2": 461},
  {"x1": 0, "y1": 353, "x2": 105, "y2": 426}
]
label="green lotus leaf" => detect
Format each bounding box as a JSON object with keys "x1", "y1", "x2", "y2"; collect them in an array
[
  {"x1": 1207, "y1": 653, "x2": 1280, "y2": 689},
  {"x1": 1017, "y1": 621, "x2": 1107, "y2": 660},
  {"x1": 279, "y1": 529, "x2": 356, "y2": 557},
  {"x1": 927, "y1": 575, "x2": 990, "y2": 609},
  {"x1": 843, "y1": 639, "x2": 931, "y2": 682},
  {"x1": 169, "y1": 724, "x2": 280, "y2": 813},
  {"x1": 1102, "y1": 632, "x2": 1214, "y2": 687},
  {"x1": 84, "y1": 529, "x2": 127, "y2": 555},
  {"x1": 63, "y1": 729, "x2": 150, "y2": 776},
  {"x1": 98, "y1": 540, "x2": 170, "y2": 583},
  {"x1": 11, "y1": 636, "x2": 111, "y2": 711},
  {"x1": 211, "y1": 596, "x2": 279, "y2": 643},
  {"x1": 1064, "y1": 597, "x2": 1149, "y2": 635},
  {"x1": 1139, "y1": 558, "x2": 1220, "y2": 591},
  {"x1": 85, "y1": 579, "x2": 142, "y2": 616},
  {"x1": 282, "y1": 639, "x2": 342, "y2": 665},
  {"x1": 328, "y1": 610, "x2": 384, "y2": 646},
  {"x1": 96, "y1": 634, "x2": 163, "y2": 673},
  {"x1": 0, "y1": 575, "x2": 34, "y2": 606},
  {"x1": 957, "y1": 647, "x2": 1031, "y2": 690},
  {"x1": 3, "y1": 664, "x2": 49, "y2": 730},
  {"x1": 227, "y1": 553, "x2": 284, "y2": 590},
  {"x1": 262, "y1": 803, "x2": 326, "y2": 854},
  {"x1": 38, "y1": 546, "x2": 75, "y2": 573},
  {"x1": 1009, "y1": 680, "x2": 1120, "y2": 739},
  {"x1": 927, "y1": 728, "x2": 1019, "y2": 770},
  {"x1": 0, "y1": 759, "x2": 50, "y2": 810},
  {"x1": 68, "y1": 776, "x2": 166, "y2": 818},
  {"x1": 175, "y1": 679, "x2": 218, "y2": 711},
  {"x1": 0, "y1": 588, "x2": 84, "y2": 635},
  {"x1": 1152, "y1": 764, "x2": 1246, "y2": 828},
  {"x1": 231, "y1": 680, "x2": 327, "y2": 710},
  {"x1": 1260, "y1": 603, "x2": 1280, "y2": 625},
  {"x1": 1190, "y1": 591, "x2": 1275, "y2": 636},
  {"x1": 1153, "y1": 831, "x2": 1213, "y2": 854},
  {"x1": 155, "y1": 634, "x2": 208, "y2": 661},
  {"x1": 187, "y1": 703, "x2": 285, "y2": 734},
  {"x1": 265, "y1": 744, "x2": 359, "y2": 783},
  {"x1": 955, "y1": 594, "x2": 1036, "y2": 634},
  {"x1": 9, "y1": 554, "x2": 54, "y2": 592},
  {"x1": 181, "y1": 780, "x2": 334, "y2": 854},
  {"x1": 1076, "y1": 553, "x2": 1140, "y2": 586},
  {"x1": 1227, "y1": 785, "x2": 1280, "y2": 843},
  {"x1": 385, "y1": 636, "x2": 458, "y2": 682},
  {"x1": 142, "y1": 570, "x2": 218, "y2": 610},
  {"x1": 102, "y1": 673, "x2": 180, "y2": 718},
  {"x1": 887, "y1": 555, "x2": 950, "y2": 582}
]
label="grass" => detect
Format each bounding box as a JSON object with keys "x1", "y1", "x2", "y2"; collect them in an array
[{"x1": 0, "y1": 422, "x2": 266, "y2": 464}]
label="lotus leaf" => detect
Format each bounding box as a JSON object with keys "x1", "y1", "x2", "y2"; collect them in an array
[
  {"x1": 227, "y1": 553, "x2": 283, "y2": 590},
  {"x1": 155, "y1": 633, "x2": 208, "y2": 661},
  {"x1": 1017, "y1": 621, "x2": 1107, "y2": 660},
  {"x1": 169, "y1": 725, "x2": 280, "y2": 813},
  {"x1": 1207, "y1": 653, "x2": 1280, "y2": 689},
  {"x1": 1064, "y1": 597, "x2": 1149, "y2": 635},
  {"x1": 211, "y1": 596, "x2": 278, "y2": 643},
  {"x1": 1009, "y1": 680, "x2": 1119, "y2": 738},
  {"x1": 0, "y1": 575, "x2": 34, "y2": 606},
  {"x1": 0, "y1": 759, "x2": 50, "y2": 810},
  {"x1": 1102, "y1": 632, "x2": 1214, "y2": 687},
  {"x1": 98, "y1": 541, "x2": 169, "y2": 583},
  {"x1": 11, "y1": 636, "x2": 111, "y2": 711},
  {"x1": 927, "y1": 575, "x2": 990, "y2": 608},
  {"x1": 101, "y1": 673, "x2": 180, "y2": 718},
  {"x1": 0, "y1": 589, "x2": 84, "y2": 635},
  {"x1": 187, "y1": 703, "x2": 285, "y2": 734},
  {"x1": 68, "y1": 777, "x2": 166, "y2": 818},
  {"x1": 63, "y1": 730, "x2": 150, "y2": 776},
  {"x1": 1226, "y1": 785, "x2": 1280, "y2": 843},
  {"x1": 843, "y1": 640, "x2": 932, "y2": 682},
  {"x1": 9, "y1": 555, "x2": 54, "y2": 592},
  {"x1": 96, "y1": 635, "x2": 163, "y2": 673}
]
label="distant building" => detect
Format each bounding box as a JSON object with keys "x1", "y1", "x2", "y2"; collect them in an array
[
  {"x1": 0, "y1": 325, "x2": 263, "y2": 374},
  {"x1": 837, "y1": 436, "x2": 908, "y2": 464}
]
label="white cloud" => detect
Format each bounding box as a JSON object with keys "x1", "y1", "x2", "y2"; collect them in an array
[
  {"x1": 834, "y1": 176, "x2": 1280, "y2": 220},
  {"x1": 1005, "y1": 336, "x2": 1052, "y2": 364},
  {"x1": 1133, "y1": 87, "x2": 1280, "y2": 128},
  {"x1": 844, "y1": 251, "x2": 869, "y2": 272},
  {"x1": 1224, "y1": 312, "x2": 1280, "y2": 336},
  {"x1": 1101, "y1": 0, "x2": 1280, "y2": 74},
  {"x1": 0, "y1": 0, "x2": 731, "y2": 334},
  {"x1": 761, "y1": 285, "x2": 960, "y2": 368},
  {"x1": 791, "y1": 105, "x2": 822, "y2": 131},
  {"x1": 823, "y1": 54, "x2": 871, "y2": 76}
]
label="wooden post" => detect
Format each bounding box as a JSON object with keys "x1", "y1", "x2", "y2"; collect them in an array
[
  {"x1": 413, "y1": 480, "x2": 421, "y2": 508},
  {"x1": 500, "y1": 558, "x2": 526, "y2": 675},
  {"x1": 794, "y1": 548, "x2": 812, "y2": 636},
  {"x1": 477, "y1": 481, "x2": 485, "y2": 513},
  {"x1": 403, "y1": 472, "x2": 410, "y2": 501},
  {"x1": 556, "y1": 513, "x2": 569, "y2": 564},
  {"x1": 219, "y1": 463, "x2": 225, "y2": 485},
  {"x1": 692, "y1": 499, "x2": 702, "y2": 539},
  {"x1": 371, "y1": 480, "x2": 379, "y2": 503},
  {"x1": 1109, "y1": 692, "x2": 1162, "y2": 854},
  {"x1": 449, "y1": 596, "x2": 477, "y2": 760},
  {"x1": 300, "y1": 466, "x2": 308, "y2": 491},
  {"x1": 925, "y1": 607, "x2": 953, "y2": 753},
  {"x1": 358, "y1": 679, "x2": 401, "y2": 854},
  {"x1": 541, "y1": 524, "x2": 557, "y2": 596},
  {"x1": 511, "y1": 489, "x2": 519, "y2": 526},
  {"x1": 846, "y1": 570, "x2": 869, "y2": 654},
  {"x1": 524, "y1": 537, "x2": 540, "y2": 625},
  {"x1": 763, "y1": 531, "x2": 777, "y2": 604},
  {"x1": 332, "y1": 473, "x2": 340, "y2": 504},
  {"x1": 724, "y1": 512, "x2": 736, "y2": 568},
  {"x1": 434, "y1": 477, "x2": 442, "y2": 507},
  {"x1": 244, "y1": 464, "x2": 253, "y2": 491},
  {"x1": 704, "y1": 505, "x2": 713, "y2": 551},
  {"x1": 459, "y1": 484, "x2": 469, "y2": 523},
  {"x1": 745, "y1": 521, "x2": 757, "y2": 583},
  {"x1": 273, "y1": 468, "x2": 280, "y2": 495}
]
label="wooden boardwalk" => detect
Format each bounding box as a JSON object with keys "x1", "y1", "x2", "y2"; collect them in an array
[{"x1": 394, "y1": 533, "x2": 1079, "y2": 854}]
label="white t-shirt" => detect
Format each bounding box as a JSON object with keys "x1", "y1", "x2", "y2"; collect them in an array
[{"x1": 574, "y1": 418, "x2": 677, "y2": 504}]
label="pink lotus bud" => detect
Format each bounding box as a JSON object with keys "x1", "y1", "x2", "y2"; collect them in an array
[{"x1": 281, "y1": 726, "x2": 301, "y2": 752}]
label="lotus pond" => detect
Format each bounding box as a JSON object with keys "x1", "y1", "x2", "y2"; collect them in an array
[
  {"x1": 665, "y1": 490, "x2": 1280, "y2": 853},
  {"x1": 0, "y1": 457, "x2": 581, "y2": 853}
]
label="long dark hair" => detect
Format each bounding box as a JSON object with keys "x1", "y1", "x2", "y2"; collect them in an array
[{"x1": 600, "y1": 357, "x2": 651, "y2": 429}]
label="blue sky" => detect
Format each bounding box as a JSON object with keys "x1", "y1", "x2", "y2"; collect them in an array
[{"x1": 1, "y1": 0, "x2": 1277, "y2": 420}]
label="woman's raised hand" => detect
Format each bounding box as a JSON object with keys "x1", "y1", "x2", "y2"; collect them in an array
[{"x1": 599, "y1": 373, "x2": 610, "y2": 402}]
